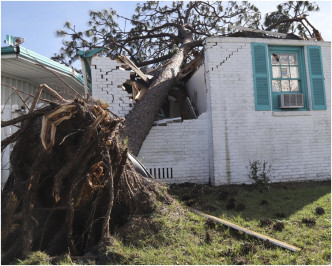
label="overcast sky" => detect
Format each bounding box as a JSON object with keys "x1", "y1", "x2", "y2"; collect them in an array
[{"x1": 1, "y1": 0, "x2": 331, "y2": 68}]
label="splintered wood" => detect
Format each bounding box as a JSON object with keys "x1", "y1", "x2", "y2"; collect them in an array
[{"x1": 40, "y1": 105, "x2": 77, "y2": 151}]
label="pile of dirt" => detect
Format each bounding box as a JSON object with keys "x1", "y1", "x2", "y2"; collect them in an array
[
  {"x1": 315, "y1": 206, "x2": 325, "y2": 215},
  {"x1": 259, "y1": 218, "x2": 273, "y2": 227},
  {"x1": 272, "y1": 221, "x2": 285, "y2": 231},
  {"x1": 302, "y1": 217, "x2": 316, "y2": 226},
  {"x1": 1, "y1": 98, "x2": 173, "y2": 264}
]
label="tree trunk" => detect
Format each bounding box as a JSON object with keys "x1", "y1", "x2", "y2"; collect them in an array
[{"x1": 122, "y1": 32, "x2": 193, "y2": 156}]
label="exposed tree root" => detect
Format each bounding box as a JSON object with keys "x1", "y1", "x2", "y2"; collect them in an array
[{"x1": 1, "y1": 98, "x2": 171, "y2": 264}]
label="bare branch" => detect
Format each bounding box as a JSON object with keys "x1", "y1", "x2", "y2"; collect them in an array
[
  {"x1": 2, "y1": 84, "x2": 30, "y2": 109},
  {"x1": 1, "y1": 107, "x2": 52, "y2": 128},
  {"x1": 265, "y1": 16, "x2": 305, "y2": 31}
]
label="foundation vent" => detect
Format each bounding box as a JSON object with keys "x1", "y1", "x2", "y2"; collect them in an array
[{"x1": 149, "y1": 168, "x2": 173, "y2": 179}]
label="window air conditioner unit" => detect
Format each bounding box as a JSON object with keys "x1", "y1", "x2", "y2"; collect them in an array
[{"x1": 278, "y1": 93, "x2": 304, "y2": 108}]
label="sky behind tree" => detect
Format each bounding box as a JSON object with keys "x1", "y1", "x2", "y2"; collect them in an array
[{"x1": 1, "y1": 0, "x2": 331, "y2": 69}]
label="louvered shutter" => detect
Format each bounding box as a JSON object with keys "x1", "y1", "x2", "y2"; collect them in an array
[
  {"x1": 251, "y1": 43, "x2": 271, "y2": 111},
  {"x1": 307, "y1": 46, "x2": 326, "y2": 110}
]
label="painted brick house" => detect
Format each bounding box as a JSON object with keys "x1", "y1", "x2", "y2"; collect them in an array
[{"x1": 91, "y1": 37, "x2": 331, "y2": 185}]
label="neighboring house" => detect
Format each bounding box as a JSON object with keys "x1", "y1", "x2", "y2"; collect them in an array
[
  {"x1": 91, "y1": 36, "x2": 330, "y2": 185},
  {"x1": 1, "y1": 45, "x2": 84, "y2": 184}
]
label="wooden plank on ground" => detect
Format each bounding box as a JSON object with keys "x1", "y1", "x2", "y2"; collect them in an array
[{"x1": 188, "y1": 207, "x2": 301, "y2": 252}]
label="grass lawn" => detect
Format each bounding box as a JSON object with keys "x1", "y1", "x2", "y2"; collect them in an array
[{"x1": 18, "y1": 181, "x2": 330, "y2": 265}]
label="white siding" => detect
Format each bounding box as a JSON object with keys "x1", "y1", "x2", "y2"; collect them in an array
[{"x1": 1, "y1": 75, "x2": 56, "y2": 184}]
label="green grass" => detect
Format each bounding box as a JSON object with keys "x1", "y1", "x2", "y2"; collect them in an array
[{"x1": 18, "y1": 181, "x2": 330, "y2": 265}]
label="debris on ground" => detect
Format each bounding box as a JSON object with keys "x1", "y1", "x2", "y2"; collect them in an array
[
  {"x1": 272, "y1": 221, "x2": 285, "y2": 231},
  {"x1": 233, "y1": 256, "x2": 248, "y2": 265},
  {"x1": 240, "y1": 242, "x2": 257, "y2": 255},
  {"x1": 205, "y1": 219, "x2": 217, "y2": 229},
  {"x1": 205, "y1": 230, "x2": 213, "y2": 244},
  {"x1": 190, "y1": 208, "x2": 301, "y2": 252},
  {"x1": 302, "y1": 217, "x2": 316, "y2": 226},
  {"x1": 315, "y1": 206, "x2": 325, "y2": 215},
  {"x1": 259, "y1": 218, "x2": 273, "y2": 227}
]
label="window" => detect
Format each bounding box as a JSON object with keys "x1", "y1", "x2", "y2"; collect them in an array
[
  {"x1": 268, "y1": 46, "x2": 307, "y2": 110},
  {"x1": 252, "y1": 43, "x2": 326, "y2": 111}
]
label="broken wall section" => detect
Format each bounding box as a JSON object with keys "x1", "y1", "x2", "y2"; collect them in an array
[
  {"x1": 91, "y1": 56, "x2": 133, "y2": 117},
  {"x1": 91, "y1": 55, "x2": 211, "y2": 184},
  {"x1": 186, "y1": 65, "x2": 207, "y2": 115}
]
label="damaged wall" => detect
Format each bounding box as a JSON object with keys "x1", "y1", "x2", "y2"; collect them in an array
[
  {"x1": 91, "y1": 56, "x2": 133, "y2": 117},
  {"x1": 185, "y1": 66, "x2": 207, "y2": 115},
  {"x1": 137, "y1": 113, "x2": 211, "y2": 184},
  {"x1": 205, "y1": 37, "x2": 331, "y2": 185},
  {"x1": 91, "y1": 56, "x2": 212, "y2": 184}
]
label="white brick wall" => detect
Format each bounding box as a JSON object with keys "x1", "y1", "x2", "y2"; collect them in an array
[
  {"x1": 91, "y1": 56, "x2": 133, "y2": 117},
  {"x1": 91, "y1": 38, "x2": 330, "y2": 186},
  {"x1": 138, "y1": 113, "x2": 211, "y2": 184},
  {"x1": 205, "y1": 37, "x2": 331, "y2": 185}
]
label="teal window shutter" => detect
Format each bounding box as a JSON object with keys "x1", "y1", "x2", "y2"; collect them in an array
[
  {"x1": 307, "y1": 46, "x2": 326, "y2": 110},
  {"x1": 252, "y1": 43, "x2": 271, "y2": 111}
]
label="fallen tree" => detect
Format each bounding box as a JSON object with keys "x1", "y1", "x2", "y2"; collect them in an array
[
  {"x1": 2, "y1": 2, "x2": 323, "y2": 263},
  {"x1": 54, "y1": 1, "x2": 321, "y2": 155},
  {"x1": 1, "y1": 95, "x2": 172, "y2": 264}
]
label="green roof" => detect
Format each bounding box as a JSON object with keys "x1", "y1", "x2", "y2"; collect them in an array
[{"x1": 1, "y1": 46, "x2": 84, "y2": 85}]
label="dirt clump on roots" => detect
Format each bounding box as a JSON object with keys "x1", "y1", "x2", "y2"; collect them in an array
[{"x1": 1, "y1": 98, "x2": 173, "y2": 264}]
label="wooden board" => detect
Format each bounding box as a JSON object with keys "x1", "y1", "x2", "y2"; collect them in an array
[
  {"x1": 189, "y1": 207, "x2": 301, "y2": 252},
  {"x1": 118, "y1": 55, "x2": 149, "y2": 83}
]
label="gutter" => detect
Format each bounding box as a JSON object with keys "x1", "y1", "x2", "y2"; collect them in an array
[{"x1": 1, "y1": 46, "x2": 84, "y2": 86}]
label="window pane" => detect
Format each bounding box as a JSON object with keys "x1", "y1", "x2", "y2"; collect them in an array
[
  {"x1": 281, "y1": 67, "x2": 290, "y2": 78},
  {"x1": 290, "y1": 67, "x2": 299, "y2": 78},
  {"x1": 289, "y1": 54, "x2": 297, "y2": 65},
  {"x1": 281, "y1": 80, "x2": 290, "y2": 91},
  {"x1": 272, "y1": 66, "x2": 281, "y2": 78},
  {"x1": 290, "y1": 80, "x2": 299, "y2": 91},
  {"x1": 272, "y1": 80, "x2": 281, "y2": 92},
  {"x1": 271, "y1": 53, "x2": 280, "y2": 65},
  {"x1": 280, "y1": 53, "x2": 288, "y2": 65}
]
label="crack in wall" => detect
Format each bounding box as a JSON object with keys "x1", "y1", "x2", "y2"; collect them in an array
[{"x1": 206, "y1": 45, "x2": 244, "y2": 73}]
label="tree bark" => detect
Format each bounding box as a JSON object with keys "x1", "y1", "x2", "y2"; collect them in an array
[{"x1": 121, "y1": 31, "x2": 193, "y2": 156}]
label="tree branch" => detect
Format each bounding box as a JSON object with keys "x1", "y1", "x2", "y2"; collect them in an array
[{"x1": 265, "y1": 17, "x2": 305, "y2": 31}]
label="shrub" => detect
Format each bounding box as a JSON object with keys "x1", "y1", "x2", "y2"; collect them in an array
[{"x1": 247, "y1": 160, "x2": 272, "y2": 189}]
